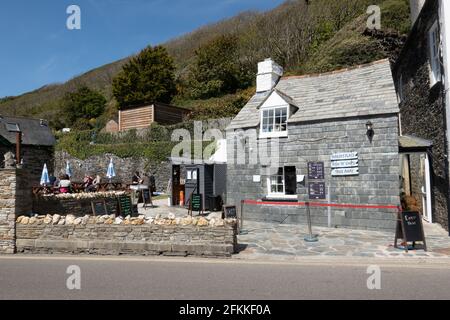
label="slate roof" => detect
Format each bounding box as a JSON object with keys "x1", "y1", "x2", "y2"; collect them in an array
[
  {"x1": 0, "y1": 116, "x2": 56, "y2": 146},
  {"x1": 227, "y1": 59, "x2": 399, "y2": 130}
]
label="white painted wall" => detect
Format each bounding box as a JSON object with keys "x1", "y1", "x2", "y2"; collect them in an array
[
  {"x1": 260, "y1": 91, "x2": 288, "y2": 109},
  {"x1": 209, "y1": 139, "x2": 227, "y2": 163}
]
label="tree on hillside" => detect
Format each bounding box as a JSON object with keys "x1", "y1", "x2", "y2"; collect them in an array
[
  {"x1": 186, "y1": 35, "x2": 253, "y2": 99},
  {"x1": 61, "y1": 86, "x2": 106, "y2": 128},
  {"x1": 112, "y1": 46, "x2": 177, "y2": 108}
]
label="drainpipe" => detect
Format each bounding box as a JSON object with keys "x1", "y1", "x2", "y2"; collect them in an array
[
  {"x1": 439, "y1": 0, "x2": 450, "y2": 235},
  {"x1": 15, "y1": 131, "x2": 22, "y2": 165}
]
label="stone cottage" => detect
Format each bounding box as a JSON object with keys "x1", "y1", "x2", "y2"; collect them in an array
[
  {"x1": 393, "y1": 0, "x2": 450, "y2": 233},
  {"x1": 0, "y1": 116, "x2": 55, "y2": 181},
  {"x1": 226, "y1": 58, "x2": 400, "y2": 231}
]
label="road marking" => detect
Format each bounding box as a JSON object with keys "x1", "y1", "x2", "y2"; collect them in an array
[{"x1": 1, "y1": 255, "x2": 450, "y2": 269}]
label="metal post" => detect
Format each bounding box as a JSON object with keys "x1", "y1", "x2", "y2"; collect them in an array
[
  {"x1": 327, "y1": 184, "x2": 331, "y2": 228},
  {"x1": 239, "y1": 199, "x2": 248, "y2": 235},
  {"x1": 304, "y1": 201, "x2": 318, "y2": 242}
]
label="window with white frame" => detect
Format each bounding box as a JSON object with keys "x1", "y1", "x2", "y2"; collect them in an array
[
  {"x1": 428, "y1": 21, "x2": 441, "y2": 86},
  {"x1": 261, "y1": 106, "x2": 288, "y2": 136},
  {"x1": 267, "y1": 166, "x2": 296, "y2": 196}
]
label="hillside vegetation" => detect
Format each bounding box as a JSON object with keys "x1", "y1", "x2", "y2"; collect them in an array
[{"x1": 0, "y1": 0, "x2": 410, "y2": 131}]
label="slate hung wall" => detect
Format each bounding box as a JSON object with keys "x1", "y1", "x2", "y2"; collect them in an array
[{"x1": 226, "y1": 59, "x2": 400, "y2": 231}]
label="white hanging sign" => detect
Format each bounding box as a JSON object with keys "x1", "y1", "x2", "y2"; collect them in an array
[
  {"x1": 332, "y1": 168, "x2": 359, "y2": 176},
  {"x1": 331, "y1": 159, "x2": 359, "y2": 168},
  {"x1": 330, "y1": 152, "x2": 358, "y2": 161}
]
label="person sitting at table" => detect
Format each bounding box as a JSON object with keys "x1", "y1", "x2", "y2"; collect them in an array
[
  {"x1": 131, "y1": 171, "x2": 142, "y2": 185},
  {"x1": 48, "y1": 174, "x2": 57, "y2": 187},
  {"x1": 83, "y1": 173, "x2": 94, "y2": 192},
  {"x1": 57, "y1": 174, "x2": 71, "y2": 193},
  {"x1": 90, "y1": 174, "x2": 102, "y2": 192}
]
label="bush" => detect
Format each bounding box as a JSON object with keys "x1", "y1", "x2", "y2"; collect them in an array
[
  {"x1": 61, "y1": 86, "x2": 106, "y2": 127},
  {"x1": 185, "y1": 35, "x2": 253, "y2": 99},
  {"x1": 112, "y1": 46, "x2": 177, "y2": 108}
]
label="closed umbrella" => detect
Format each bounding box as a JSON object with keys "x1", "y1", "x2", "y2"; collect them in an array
[
  {"x1": 65, "y1": 161, "x2": 72, "y2": 178},
  {"x1": 106, "y1": 158, "x2": 116, "y2": 182},
  {"x1": 40, "y1": 163, "x2": 50, "y2": 186}
]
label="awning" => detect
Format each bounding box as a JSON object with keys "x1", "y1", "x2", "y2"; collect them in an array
[{"x1": 399, "y1": 135, "x2": 433, "y2": 153}]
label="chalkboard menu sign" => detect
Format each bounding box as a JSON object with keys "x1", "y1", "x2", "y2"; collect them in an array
[
  {"x1": 308, "y1": 162, "x2": 324, "y2": 180},
  {"x1": 142, "y1": 189, "x2": 153, "y2": 208},
  {"x1": 191, "y1": 193, "x2": 202, "y2": 212},
  {"x1": 395, "y1": 211, "x2": 427, "y2": 251},
  {"x1": 308, "y1": 182, "x2": 326, "y2": 200},
  {"x1": 222, "y1": 205, "x2": 237, "y2": 219},
  {"x1": 118, "y1": 194, "x2": 133, "y2": 217},
  {"x1": 91, "y1": 199, "x2": 107, "y2": 216}
]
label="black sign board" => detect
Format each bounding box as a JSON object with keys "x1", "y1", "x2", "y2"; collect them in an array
[
  {"x1": 222, "y1": 205, "x2": 237, "y2": 219},
  {"x1": 394, "y1": 211, "x2": 427, "y2": 252},
  {"x1": 308, "y1": 182, "x2": 326, "y2": 200},
  {"x1": 191, "y1": 193, "x2": 203, "y2": 212},
  {"x1": 118, "y1": 194, "x2": 133, "y2": 217},
  {"x1": 308, "y1": 162, "x2": 324, "y2": 180},
  {"x1": 91, "y1": 199, "x2": 107, "y2": 216}
]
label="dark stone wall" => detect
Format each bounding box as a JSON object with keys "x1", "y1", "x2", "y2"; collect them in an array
[
  {"x1": 32, "y1": 194, "x2": 121, "y2": 217},
  {"x1": 0, "y1": 145, "x2": 54, "y2": 186},
  {"x1": 54, "y1": 151, "x2": 171, "y2": 193},
  {"x1": 393, "y1": 0, "x2": 449, "y2": 231}
]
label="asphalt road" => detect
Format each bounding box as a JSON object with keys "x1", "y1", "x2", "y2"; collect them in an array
[{"x1": 1, "y1": 255, "x2": 450, "y2": 300}]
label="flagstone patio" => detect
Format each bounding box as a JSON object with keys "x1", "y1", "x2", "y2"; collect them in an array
[
  {"x1": 234, "y1": 220, "x2": 450, "y2": 260},
  {"x1": 140, "y1": 198, "x2": 450, "y2": 260}
]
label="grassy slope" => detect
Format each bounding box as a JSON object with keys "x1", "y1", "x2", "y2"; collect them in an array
[{"x1": 0, "y1": 0, "x2": 410, "y2": 124}]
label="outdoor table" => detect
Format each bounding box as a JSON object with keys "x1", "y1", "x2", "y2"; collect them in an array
[
  {"x1": 97, "y1": 183, "x2": 110, "y2": 192},
  {"x1": 70, "y1": 182, "x2": 85, "y2": 193}
]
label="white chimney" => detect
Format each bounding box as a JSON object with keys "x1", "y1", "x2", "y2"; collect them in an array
[
  {"x1": 256, "y1": 58, "x2": 283, "y2": 93},
  {"x1": 410, "y1": 0, "x2": 426, "y2": 26}
]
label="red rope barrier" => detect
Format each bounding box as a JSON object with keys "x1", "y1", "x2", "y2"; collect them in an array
[{"x1": 242, "y1": 199, "x2": 400, "y2": 211}]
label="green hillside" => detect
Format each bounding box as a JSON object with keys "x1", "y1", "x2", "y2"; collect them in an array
[{"x1": 0, "y1": 0, "x2": 410, "y2": 129}]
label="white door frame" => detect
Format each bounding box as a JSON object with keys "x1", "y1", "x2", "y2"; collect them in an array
[
  {"x1": 400, "y1": 151, "x2": 433, "y2": 223},
  {"x1": 423, "y1": 152, "x2": 433, "y2": 223}
]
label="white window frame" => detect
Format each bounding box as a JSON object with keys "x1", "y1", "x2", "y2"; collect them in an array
[
  {"x1": 266, "y1": 167, "x2": 297, "y2": 199},
  {"x1": 428, "y1": 20, "x2": 441, "y2": 86},
  {"x1": 259, "y1": 105, "x2": 289, "y2": 138},
  {"x1": 397, "y1": 74, "x2": 404, "y2": 103}
]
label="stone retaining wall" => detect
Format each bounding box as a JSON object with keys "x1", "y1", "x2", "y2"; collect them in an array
[
  {"x1": 0, "y1": 170, "x2": 17, "y2": 253},
  {"x1": 16, "y1": 223, "x2": 237, "y2": 257},
  {"x1": 0, "y1": 169, "x2": 32, "y2": 253}
]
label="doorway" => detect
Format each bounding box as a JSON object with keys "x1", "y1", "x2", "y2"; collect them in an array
[
  {"x1": 399, "y1": 135, "x2": 433, "y2": 223},
  {"x1": 400, "y1": 152, "x2": 432, "y2": 222}
]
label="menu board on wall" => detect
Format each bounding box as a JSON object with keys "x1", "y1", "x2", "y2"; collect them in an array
[
  {"x1": 308, "y1": 162, "x2": 324, "y2": 180},
  {"x1": 308, "y1": 182, "x2": 326, "y2": 200}
]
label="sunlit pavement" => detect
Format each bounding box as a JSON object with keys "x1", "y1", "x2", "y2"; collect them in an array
[
  {"x1": 136, "y1": 198, "x2": 450, "y2": 261},
  {"x1": 235, "y1": 220, "x2": 450, "y2": 260}
]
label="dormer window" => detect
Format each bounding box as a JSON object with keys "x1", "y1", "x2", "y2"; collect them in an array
[
  {"x1": 259, "y1": 90, "x2": 295, "y2": 138},
  {"x1": 261, "y1": 106, "x2": 288, "y2": 135}
]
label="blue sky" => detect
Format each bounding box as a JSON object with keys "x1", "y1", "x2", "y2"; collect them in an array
[{"x1": 0, "y1": 0, "x2": 285, "y2": 98}]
